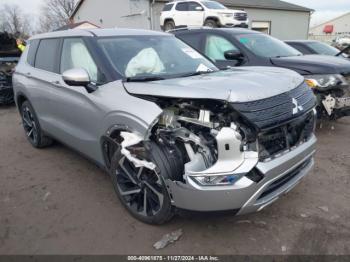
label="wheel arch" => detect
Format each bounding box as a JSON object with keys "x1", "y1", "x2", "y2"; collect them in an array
[{"x1": 204, "y1": 16, "x2": 220, "y2": 25}]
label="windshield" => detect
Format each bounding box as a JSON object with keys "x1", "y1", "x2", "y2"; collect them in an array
[
  {"x1": 305, "y1": 41, "x2": 348, "y2": 57},
  {"x1": 201, "y1": 1, "x2": 227, "y2": 9},
  {"x1": 235, "y1": 33, "x2": 302, "y2": 58},
  {"x1": 97, "y1": 35, "x2": 218, "y2": 80}
]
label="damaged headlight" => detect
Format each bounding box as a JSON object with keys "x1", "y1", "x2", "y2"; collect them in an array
[
  {"x1": 191, "y1": 174, "x2": 239, "y2": 186},
  {"x1": 305, "y1": 74, "x2": 348, "y2": 89}
]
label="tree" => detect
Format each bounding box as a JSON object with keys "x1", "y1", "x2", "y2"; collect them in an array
[
  {"x1": 0, "y1": 4, "x2": 32, "y2": 38},
  {"x1": 39, "y1": 0, "x2": 76, "y2": 32}
]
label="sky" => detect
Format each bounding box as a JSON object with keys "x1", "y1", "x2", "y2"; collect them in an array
[{"x1": 0, "y1": 0, "x2": 349, "y2": 27}]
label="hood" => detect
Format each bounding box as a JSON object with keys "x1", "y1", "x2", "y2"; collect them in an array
[
  {"x1": 124, "y1": 67, "x2": 304, "y2": 103},
  {"x1": 271, "y1": 55, "x2": 350, "y2": 75}
]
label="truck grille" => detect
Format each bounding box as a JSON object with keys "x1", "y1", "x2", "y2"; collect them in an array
[
  {"x1": 231, "y1": 83, "x2": 316, "y2": 130},
  {"x1": 234, "y1": 13, "x2": 247, "y2": 21},
  {"x1": 258, "y1": 110, "x2": 315, "y2": 161}
]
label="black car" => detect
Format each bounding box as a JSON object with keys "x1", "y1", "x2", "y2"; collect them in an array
[
  {"x1": 285, "y1": 40, "x2": 349, "y2": 60},
  {"x1": 0, "y1": 32, "x2": 21, "y2": 105},
  {"x1": 173, "y1": 28, "x2": 350, "y2": 119}
]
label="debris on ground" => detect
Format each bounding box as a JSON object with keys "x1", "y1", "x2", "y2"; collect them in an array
[
  {"x1": 153, "y1": 229, "x2": 183, "y2": 250},
  {"x1": 318, "y1": 206, "x2": 329, "y2": 213},
  {"x1": 254, "y1": 220, "x2": 267, "y2": 226},
  {"x1": 42, "y1": 192, "x2": 51, "y2": 201},
  {"x1": 300, "y1": 213, "x2": 309, "y2": 218},
  {"x1": 281, "y1": 245, "x2": 287, "y2": 252},
  {"x1": 235, "y1": 220, "x2": 251, "y2": 224}
]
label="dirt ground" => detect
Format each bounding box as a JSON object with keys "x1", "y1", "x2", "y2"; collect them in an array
[{"x1": 0, "y1": 105, "x2": 349, "y2": 255}]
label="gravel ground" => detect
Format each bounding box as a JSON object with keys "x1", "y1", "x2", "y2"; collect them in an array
[{"x1": 0, "y1": 105, "x2": 349, "y2": 255}]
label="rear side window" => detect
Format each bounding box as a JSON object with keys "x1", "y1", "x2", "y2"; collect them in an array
[
  {"x1": 162, "y1": 4, "x2": 173, "y2": 11},
  {"x1": 176, "y1": 2, "x2": 188, "y2": 11},
  {"x1": 27, "y1": 39, "x2": 39, "y2": 66},
  {"x1": 35, "y1": 38, "x2": 61, "y2": 73}
]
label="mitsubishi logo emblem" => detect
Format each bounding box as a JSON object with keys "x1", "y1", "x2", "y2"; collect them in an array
[{"x1": 292, "y1": 98, "x2": 303, "y2": 115}]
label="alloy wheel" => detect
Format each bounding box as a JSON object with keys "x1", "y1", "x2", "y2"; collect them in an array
[
  {"x1": 116, "y1": 156, "x2": 165, "y2": 217},
  {"x1": 22, "y1": 105, "x2": 38, "y2": 144}
]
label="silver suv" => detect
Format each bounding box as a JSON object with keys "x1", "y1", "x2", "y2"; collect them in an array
[{"x1": 13, "y1": 29, "x2": 317, "y2": 224}]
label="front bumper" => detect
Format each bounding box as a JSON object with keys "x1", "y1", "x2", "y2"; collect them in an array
[{"x1": 166, "y1": 134, "x2": 316, "y2": 213}]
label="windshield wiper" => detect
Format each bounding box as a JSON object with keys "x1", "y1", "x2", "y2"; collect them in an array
[
  {"x1": 336, "y1": 45, "x2": 350, "y2": 57},
  {"x1": 179, "y1": 70, "x2": 215, "y2": 78},
  {"x1": 124, "y1": 76, "x2": 166, "y2": 82}
]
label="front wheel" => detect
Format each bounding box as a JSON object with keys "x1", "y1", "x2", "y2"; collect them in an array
[
  {"x1": 109, "y1": 142, "x2": 174, "y2": 224},
  {"x1": 204, "y1": 19, "x2": 218, "y2": 28}
]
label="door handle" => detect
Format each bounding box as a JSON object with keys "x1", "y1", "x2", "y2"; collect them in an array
[
  {"x1": 25, "y1": 72, "x2": 32, "y2": 78},
  {"x1": 51, "y1": 80, "x2": 61, "y2": 87}
]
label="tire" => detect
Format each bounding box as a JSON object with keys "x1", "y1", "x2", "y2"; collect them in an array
[
  {"x1": 20, "y1": 100, "x2": 53, "y2": 148},
  {"x1": 164, "y1": 20, "x2": 175, "y2": 31},
  {"x1": 204, "y1": 19, "x2": 218, "y2": 28},
  {"x1": 109, "y1": 141, "x2": 175, "y2": 224}
]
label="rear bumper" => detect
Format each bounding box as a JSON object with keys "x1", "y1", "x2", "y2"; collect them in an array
[{"x1": 166, "y1": 135, "x2": 316, "y2": 213}]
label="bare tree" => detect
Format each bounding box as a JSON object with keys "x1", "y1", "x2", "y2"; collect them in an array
[
  {"x1": 39, "y1": 0, "x2": 76, "y2": 32},
  {"x1": 0, "y1": 4, "x2": 31, "y2": 37}
]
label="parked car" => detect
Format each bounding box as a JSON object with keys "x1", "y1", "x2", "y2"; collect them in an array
[
  {"x1": 285, "y1": 40, "x2": 349, "y2": 60},
  {"x1": 0, "y1": 32, "x2": 21, "y2": 105},
  {"x1": 173, "y1": 27, "x2": 350, "y2": 119},
  {"x1": 160, "y1": 0, "x2": 248, "y2": 31},
  {"x1": 13, "y1": 29, "x2": 316, "y2": 224}
]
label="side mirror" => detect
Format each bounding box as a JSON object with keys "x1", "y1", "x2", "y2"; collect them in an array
[
  {"x1": 195, "y1": 6, "x2": 204, "y2": 11},
  {"x1": 62, "y1": 68, "x2": 90, "y2": 87},
  {"x1": 224, "y1": 50, "x2": 244, "y2": 61}
]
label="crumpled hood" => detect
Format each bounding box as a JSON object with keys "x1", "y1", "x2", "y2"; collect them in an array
[
  {"x1": 271, "y1": 55, "x2": 350, "y2": 75},
  {"x1": 123, "y1": 67, "x2": 304, "y2": 103}
]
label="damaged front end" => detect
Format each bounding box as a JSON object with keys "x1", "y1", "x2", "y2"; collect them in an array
[
  {"x1": 0, "y1": 57, "x2": 18, "y2": 105},
  {"x1": 114, "y1": 85, "x2": 317, "y2": 214},
  {"x1": 305, "y1": 73, "x2": 350, "y2": 119}
]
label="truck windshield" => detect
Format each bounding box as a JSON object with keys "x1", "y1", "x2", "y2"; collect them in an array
[
  {"x1": 202, "y1": 1, "x2": 227, "y2": 9},
  {"x1": 235, "y1": 34, "x2": 302, "y2": 58},
  {"x1": 305, "y1": 41, "x2": 348, "y2": 57},
  {"x1": 97, "y1": 35, "x2": 218, "y2": 80}
]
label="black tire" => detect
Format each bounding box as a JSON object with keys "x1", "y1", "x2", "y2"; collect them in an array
[
  {"x1": 204, "y1": 19, "x2": 218, "y2": 28},
  {"x1": 110, "y1": 141, "x2": 174, "y2": 224},
  {"x1": 164, "y1": 20, "x2": 175, "y2": 31},
  {"x1": 20, "y1": 100, "x2": 53, "y2": 148}
]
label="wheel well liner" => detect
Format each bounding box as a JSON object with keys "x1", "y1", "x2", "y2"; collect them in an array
[{"x1": 16, "y1": 93, "x2": 28, "y2": 109}]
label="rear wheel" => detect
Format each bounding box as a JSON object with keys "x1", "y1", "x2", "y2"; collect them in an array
[
  {"x1": 21, "y1": 101, "x2": 53, "y2": 148},
  {"x1": 164, "y1": 20, "x2": 175, "y2": 31},
  {"x1": 110, "y1": 142, "x2": 174, "y2": 224}
]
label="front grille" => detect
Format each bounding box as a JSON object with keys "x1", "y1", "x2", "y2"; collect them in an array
[
  {"x1": 231, "y1": 83, "x2": 316, "y2": 129},
  {"x1": 234, "y1": 13, "x2": 247, "y2": 21},
  {"x1": 257, "y1": 158, "x2": 312, "y2": 200},
  {"x1": 258, "y1": 110, "x2": 315, "y2": 161}
]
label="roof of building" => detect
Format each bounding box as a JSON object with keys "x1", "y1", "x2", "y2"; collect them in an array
[
  {"x1": 30, "y1": 28, "x2": 169, "y2": 40},
  {"x1": 54, "y1": 21, "x2": 99, "y2": 31},
  {"x1": 160, "y1": 0, "x2": 313, "y2": 12},
  {"x1": 310, "y1": 11, "x2": 350, "y2": 30},
  {"x1": 71, "y1": 0, "x2": 313, "y2": 18}
]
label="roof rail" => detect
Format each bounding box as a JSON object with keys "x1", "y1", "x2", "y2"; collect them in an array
[{"x1": 167, "y1": 26, "x2": 212, "y2": 33}]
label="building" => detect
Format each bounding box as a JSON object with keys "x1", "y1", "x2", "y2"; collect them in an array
[
  {"x1": 71, "y1": 0, "x2": 313, "y2": 39},
  {"x1": 309, "y1": 12, "x2": 350, "y2": 37}
]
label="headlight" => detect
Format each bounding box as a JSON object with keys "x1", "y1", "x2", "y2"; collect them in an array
[
  {"x1": 305, "y1": 74, "x2": 347, "y2": 89},
  {"x1": 191, "y1": 174, "x2": 239, "y2": 186}
]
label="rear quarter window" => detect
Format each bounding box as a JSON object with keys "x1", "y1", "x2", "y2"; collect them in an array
[
  {"x1": 35, "y1": 38, "x2": 61, "y2": 73},
  {"x1": 162, "y1": 4, "x2": 174, "y2": 11},
  {"x1": 27, "y1": 39, "x2": 40, "y2": 66}
]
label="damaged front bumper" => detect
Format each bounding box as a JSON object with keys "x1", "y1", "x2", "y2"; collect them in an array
[
  {"x1": 322, "y1": 94, "x2": 350, "y2": 117},
  {"x1": 165, "y1": 134, "x2": 316, "y2": 213}
]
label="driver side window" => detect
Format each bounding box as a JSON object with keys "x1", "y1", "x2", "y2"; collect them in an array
[
  {"x1": 205, "y1": 35, "x2": 239, "y2": 61},
  {"x1": 60, "y1": 38, "x2": 99, "y2": 83}
]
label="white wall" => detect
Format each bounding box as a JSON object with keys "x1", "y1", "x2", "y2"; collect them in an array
[
  {"x1": 240, "y1": 8, "x2": 310, "y2": 40},
  {"x1": 310, "y1": 13, "x2": 350, "y2": 36},
  {"x1": 74, "y1": 0, "x2": 151, "y2": 29}
]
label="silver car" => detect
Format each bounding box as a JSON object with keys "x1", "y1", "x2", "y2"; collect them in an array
[{"x1": 13, "y1": 29, "x2": 317, "y2": 224}]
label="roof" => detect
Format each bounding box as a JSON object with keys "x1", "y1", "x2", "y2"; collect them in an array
[
  {"x1": 310, "y1": 11, "x2": 350, "y2": 30},
  {"x1": 285, "y1": 40, "x2": 317, "y2": 43},
  {"x1": 29, "y1": 28, "x2": 169, "y2": 40},
  {"x1": 172, "y1": 27, "x2": 260, "y2": 35},
  {"x1": 54, "y1": 21, "x2": 99, "y2": 31},
  {"x1": 71, "y1": 0, "x2": 313, "y2": 18},
  {"x1": 159, "y1": 0, "x2": 313, "y2": 12}
]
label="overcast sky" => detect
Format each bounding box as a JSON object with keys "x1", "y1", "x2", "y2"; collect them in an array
[{"x1": 0, "y1": 0, "x2": 349, "y2": 27}]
